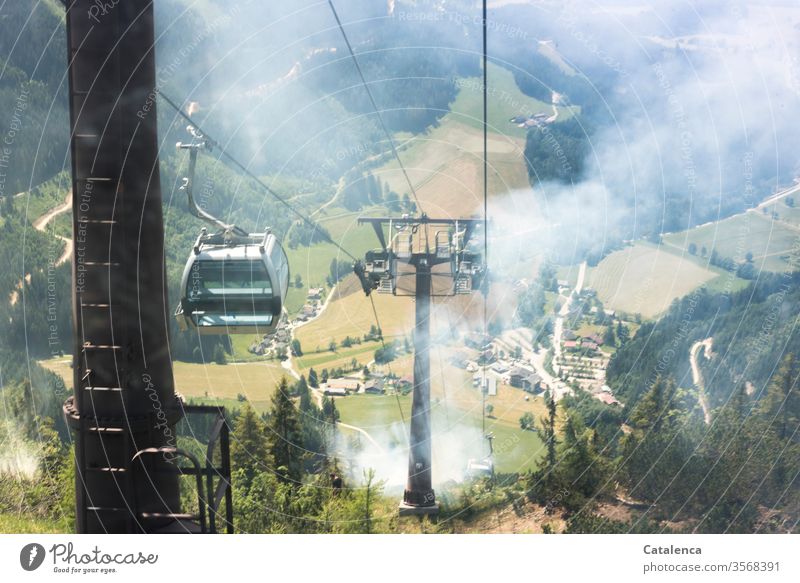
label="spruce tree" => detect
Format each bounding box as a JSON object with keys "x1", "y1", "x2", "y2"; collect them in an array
[
  {"x1": 760, "y1": 354, "x2": 799, "y2": 441},
  {"x1": 296, "y1": 376, "x2": 312, "y2": 412},
  {"x1": 231, "y1": 403, "x2": 270, "y2": 486},
  {"x1": 268, "y1": 377, "x2": 304, "y2": 484}
]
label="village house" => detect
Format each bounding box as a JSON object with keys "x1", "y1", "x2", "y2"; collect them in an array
[
  {"x1": 491, "y1": 362, "x2": 509, "y2": 375},
  {"x1": 594, "y1": 392, "x2": 621, "y2": 406},
  {"x1": 362, "y1": 380, "x2": 384, "y2": 395},
  {"x1": 585, "y1": 333, "x2": 604, "y2": 346},
  {"x1": 507, "y1": 367, "x2": 542, "y2": 393},
  {"x1": 582, "y1": 340, "x2": 599, "y2": 351},
  {"x1": 323, "y1": 378, "x2": 361, "y2": 395}
]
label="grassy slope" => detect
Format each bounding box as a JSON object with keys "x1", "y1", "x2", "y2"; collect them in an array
[
  {"x1": 0, "y1": 513, "x2": 70, "y2": 534},
  {"x1": 38, "y1": 357, "x2": 288, "y2": 413},
  {"x1": 450, "y1": 63, "x2": 577, "y2": 138},
  {"x1": 662, "y1": 202, "x2": 800, "y2": 273},
  {"x1": 586, "y1": 240, "x2": 747, "y2": 319}
]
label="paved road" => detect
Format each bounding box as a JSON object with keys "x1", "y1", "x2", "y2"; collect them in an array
[
  {"x1": 499, "y1": 327, "x2": 570, "y2": 400},
  {"x1": 553, "y1": 261, "x2": 587, "y2": 372}
]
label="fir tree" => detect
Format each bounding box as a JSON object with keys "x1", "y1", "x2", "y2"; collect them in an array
[
  {"x1": 231, "y1": 403, "x2": 269, "y2": 486},
  {"x1": 268, "y1": 377, "x2": 304, "y2": 484}
]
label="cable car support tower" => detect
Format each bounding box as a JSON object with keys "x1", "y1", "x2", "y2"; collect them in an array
[{"x1": 355, "y1": 217, "x2": 486, "y2": 515}]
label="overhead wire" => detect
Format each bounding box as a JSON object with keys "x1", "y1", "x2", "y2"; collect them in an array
[
  {"x1": 158, "y1": 91, "x2": 358, "y2": 263},
  {"x1": 326, "y1": 0, "x2": 425, "y2": 218},
  {"x1": 479, "y1": 0, "x2": 490, "y2": 438},
  {"x1": 159, "y1": 89, "x2": 410, "y2": 444}
]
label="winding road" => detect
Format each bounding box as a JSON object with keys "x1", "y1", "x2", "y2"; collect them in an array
[
  {"x1": 33, "y1": 190, "x2": 73, "y2": 267},
  {"x1": 8, "y1": 190, "x2": 73, "y2": 306},
  {"x1": 690, "y1": 337, "x2": 713, "y2": 425}
]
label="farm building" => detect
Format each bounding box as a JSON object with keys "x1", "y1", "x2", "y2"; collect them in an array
[
  {"x1": 585, "y1": 333, "x2": 604, "y2": 346},
  {"x1": 491, "y1": 362, "x2": 509, "y2": 375},
  {"x1": 595, "y1": 392, "x2": 621, "y2": 406},
  {"x1": 473, "y1": 374, "x2": 497, "y2": 396},
  {"x1": 508, "y1": 367, "x2": 542, "y2": 392},
  {"x1": 322, "y1": 386, "x2": 347, "y2": 397},
  {"x1": 307, "y1": 287, "x2": 323, "y2": 300},
  {"x1": 324, "y1": 378, "x2": 361, "y2": 393}
]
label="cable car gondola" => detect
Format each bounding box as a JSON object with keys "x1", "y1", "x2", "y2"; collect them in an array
[{"x1": 173, "y1": 126, "x2": 289, "y2": 335}]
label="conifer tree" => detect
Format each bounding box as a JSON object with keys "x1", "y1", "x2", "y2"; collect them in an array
[
  {"x1": 268, "y1": 377, "x2": 304, "y2": 484},
  {"x1": 231, "y1": 403, "x2": 270, "y2": 486}
]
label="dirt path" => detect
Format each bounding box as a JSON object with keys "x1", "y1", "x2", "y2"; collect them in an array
[
  {"x1": 308, "y1": 385, "x2": 386, "y2": 454},
  {"x1": 9, "y1": 191, "x2": 73, "y2": 306},
  {"x1": 33, "y1": 190, "x2": 73, "y2": 266},
  {"x1": 690, "y1": 338, "x2": 713, "y2": 425},
  {"x1": 336, "y1": 421, "x2": 386, "y2": 454},
  {"x1": 284, "y1": 285, "x2": 389, "y2": 454}
]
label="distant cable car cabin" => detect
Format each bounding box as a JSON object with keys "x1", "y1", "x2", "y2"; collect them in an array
[
  {"x1": 176, "y1": 228, "x2": 288, "y2": 334},
  {"x1": 173, "y1": 126, "x2": 289, "y2": 335}
]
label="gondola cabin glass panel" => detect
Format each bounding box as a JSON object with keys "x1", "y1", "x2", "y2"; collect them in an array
[
  {"x1": 176, "y1": 235, "x2": 287, "y2": 335},
  {"x1": 188, "y1": 260, "x2": 273, "y2": 299}
]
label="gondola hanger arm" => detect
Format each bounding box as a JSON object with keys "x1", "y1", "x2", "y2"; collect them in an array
[{"x1": 177, "y1": 125, "x2": 248, "y2": 238}]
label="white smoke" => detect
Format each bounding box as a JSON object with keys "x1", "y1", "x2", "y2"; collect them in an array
[
  {"x1": 0, "y1": 422, "x2": 40, "y2": 480},
  {"x1": 336, "y1": 419, "x2": 486, "y2": 493}
]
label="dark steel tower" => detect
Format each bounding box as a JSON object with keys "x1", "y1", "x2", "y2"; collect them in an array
[
  {"x1": 357, "y1": 217, "x2": 485, "y2": 515},
  {"x1": 63, "y1": 0, "x2": 181, "y2": 533},
  {"x1": 402, "y1": 256, "x2": 435, "y2": 511}
]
